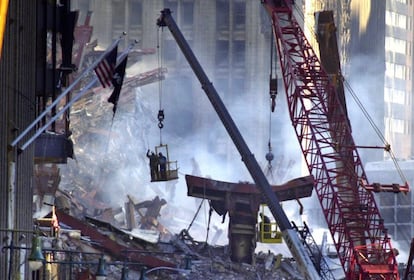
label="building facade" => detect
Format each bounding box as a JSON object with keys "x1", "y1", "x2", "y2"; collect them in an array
[
  {"x1": 0, "y1": 1, "x2": 38, "y2": 279},
  {"x1": 302, "y1": 0, "x2": 414, "y2": 252},
  {"x1": 348, "y1": 0, "x2": 414, "y2": 252},
  {"x1": 375, "y1": 0, "x2": 414, "y2": 252}
]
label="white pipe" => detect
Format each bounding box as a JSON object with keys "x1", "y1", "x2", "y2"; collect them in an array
[
  {"x1": 10, "y1": 35, "x2": 125, "y2": 147},
  {"x1": 18, "y1": 41, "x2": 135, "y2": 151}
]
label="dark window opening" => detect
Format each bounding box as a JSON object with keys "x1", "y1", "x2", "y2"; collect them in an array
[
  {"x1": 163, "y1": 39, "x2": 178, "y2": 62},
  {"x1": 216, "y1": 0, "x2": 230, "y2": 31},
  {"x1": 233, "y1": 40, "x2": 245, "y2": 67},
  {"x1": 216, "y1": 40, "x2": 229, "y2": 67},
  {"x1": 397, "y1": 192, "x2": 411, "y2": 205},
  {"x1": 378, "y1": 193, "x2": 395, "y2": 206},
  {"x1": 233, "y1": 1, "x2": 246, "y2": 30},
  {"x1": 397, "y1": 207, "x2": 411, "y2": 223},
  {"x1": 112, "y1": 0, "x2": 124, "y2": 28},
  {"x1": 381, "y1": 208, "x2": 394, "y2": 221},
  {"x1": 182, "y1": 1, "x2": 194, "y2": 26},
  {"x1": 129, "y1": 0, "x2": 142, "y2": 28}
]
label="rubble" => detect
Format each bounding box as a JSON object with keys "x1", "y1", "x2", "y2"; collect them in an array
[
  {"x1": 30, "y1": 44, "x2": 314, "y2": 279},
  {"x1": 34, "y1": 163, "x2": 310, "y2": 279},
  {"x1": 32, "y1": 186, "x2": 311, "y2": 279}
]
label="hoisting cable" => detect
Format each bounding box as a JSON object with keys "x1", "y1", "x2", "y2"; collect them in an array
[
  {"x1": 157, "y1": 27, "x2": 165, "y2": 145},
  {"x1": 344, "y1": 80, "x2": 409, "y2": 185},
  {"x1": 266, "y1": 30, "x2": 276, "y2": 181},
  {"x1": 292, "y1": 3, "x2": 408, "y2": 186},
  {"x1": 292, "y1": 2, "x2": 390, "y2": 151},
  {"x1": 269, "y1": 29, "x2": 277, "y2": 114}
]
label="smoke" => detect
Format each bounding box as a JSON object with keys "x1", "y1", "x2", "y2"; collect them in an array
[
  {"x1": 60, "y1": 2, "x2": 395, "y2": 259},
  {"x1": 58, "y1": 45, "x2": 315, "y2": 250}
]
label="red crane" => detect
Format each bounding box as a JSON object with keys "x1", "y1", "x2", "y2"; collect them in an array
[{"x1": 261, "y1": 0, "x2": 406, "y2": 278}]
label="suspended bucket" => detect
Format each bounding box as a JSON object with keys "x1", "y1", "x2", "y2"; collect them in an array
[
  {"x1": 257, "y1": 204, "x2": 282, "y2": 244},
  {"x1": 147, "y1": 144, "x2": 178, "y2": 182}
]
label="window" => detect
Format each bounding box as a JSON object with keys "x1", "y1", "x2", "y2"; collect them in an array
[
  {"x1": 164, "y1": 0, "x2": 178, "y2": 15},
  {"x1": 216, "y1": 40, "x2": 229, "y2": 66},
  {"x1": 112, "y1": 0, "x2": 124, "y2": 29},
  {"x1": 380, "y1": 207, "x2": 395, "y2": 220},
  {"x1": 182, "y1": 1, "x2": 194, "y2": 26},
  {"x1": 397, "y1": 193, "x2": 411, "y2": 205},
  {"x1": 129, "y1": 0, "x2": 142, "y2": 28},
  {"x1": 397, "y1": 207, "x2": 411, "y2": 222},
  {"x1": 385, "y1": 117, "x2": 407, "y2": 134},
  {"x1": 385, "y1": 36, "x2": 407, "y2": 54},
  {"x1": 216, "y1": 0, "x2": 230, "y2": 31},
  {"x1": 379, "y1": 193, "x2": 395, "y2": 206},
  {"x1": 233, "y1": 40, "x2": 245, "y2": 67},
  {"x1": 386, "y1": 11, "x2": 407, "y2": 29},
  {"x1": 384, "y1": 87, "x2": 406, "y2": 104},
  {"x1": 233, "y1": 1, "x2": 246, "y2": 30},
  {"x1": 163, "y1": 39, "x2": 178, "y2": 62},
  {"x1": 386, "y1": 62, "x2": 408, "y2": 80},
  {"x1": 395, "y1": 64, "x2": 406, "y2": 79},
  {"x1": 395, "y1": 225, "x2": 411, "y2": 241}
]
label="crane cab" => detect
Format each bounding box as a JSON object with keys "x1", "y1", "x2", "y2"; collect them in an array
[
  {"x1": 257, "y1": 204, "x2": 282, "y2": 244},
  {"x1": 148, "y1": 144, "x2": 178, "y2": 182}
]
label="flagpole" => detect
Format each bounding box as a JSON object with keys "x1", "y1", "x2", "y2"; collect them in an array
[
  {"x1": 19, "y1": 78, "x2": 97, "y2": 151},
  {"x1": 10, "y1": 34, "x2": 126, "y2": 148},
  {"x1": 18, "y1": 41, "x2": 136, "y2": 152}
]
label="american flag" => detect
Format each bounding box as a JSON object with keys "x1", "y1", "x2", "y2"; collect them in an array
[
  {"x1": 107, "y1": 55, "x2": 128, "y2": 115},
  {"x1": 94, "y1": 46, "x2": 117, "y2": 88}
]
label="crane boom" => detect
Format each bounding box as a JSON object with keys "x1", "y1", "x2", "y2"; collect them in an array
[
  {"x1": 157, "y1": 8, "x2": 320, "y2": 280},
  {"x1": 260, "y1": 0, "x2": 399, "y2": 278}
]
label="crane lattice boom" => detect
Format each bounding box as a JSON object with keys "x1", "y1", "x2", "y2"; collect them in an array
[{"x1": 261, "y1": 1, "x2": 399, "y2": 279}]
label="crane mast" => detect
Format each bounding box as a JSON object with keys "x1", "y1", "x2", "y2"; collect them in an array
[
  {"x1": 261, "y1": 0, "x2": 399, "y2": 279},
  {"x1": 157, "y1": 8, "x2": 321, "y2": 280}
]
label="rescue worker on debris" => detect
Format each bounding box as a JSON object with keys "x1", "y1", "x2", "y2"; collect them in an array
[
  {"x1": 147, "y1": 149, "x2": 159, "y2": 181},
  {"x1": 135, "y1": 196, "x2": 167, "y2": 230},
  {"x1": 158, "y1": 152, "x2": 167, "y2": 180},
  {"x1": 259, "y1": 213, "x2": 271, "y2": 240}
]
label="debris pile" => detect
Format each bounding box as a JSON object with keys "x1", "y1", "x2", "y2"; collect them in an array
[
  {"x1": 31, "y1": 47, "x2": 308, "y2": 279},
  {"x1": 34, "y1": 183, "x2": 307, "y2": 280}
]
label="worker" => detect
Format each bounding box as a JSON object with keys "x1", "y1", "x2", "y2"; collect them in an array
[
  {"x1": 134, "y1": 196, "x2": 167, "y2": 230},
  {"x1": 259, "y1": 213, "x2": 271, "y2": 239},
  {"x1": 146, "y1": 150, "x2": 159, "y2": 181},
  {"x1": 158, "y1": 152, "x2": 167, "y2": 180}
]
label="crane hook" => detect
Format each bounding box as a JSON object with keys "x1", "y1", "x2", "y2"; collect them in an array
[
  {"x1": 158, "y1": 109, "x2": 165, "y2": 129},
  {"x1": 270, "y1": 78, "x2": 277, "y2": 112}
]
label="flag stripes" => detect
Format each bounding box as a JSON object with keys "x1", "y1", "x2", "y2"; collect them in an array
[{"x1": 94, "y1": 46, "x2": 117, "y2": 88}]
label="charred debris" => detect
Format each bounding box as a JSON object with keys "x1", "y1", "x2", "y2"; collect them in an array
[{"x1": 34, "y1": 175, "x2": 307, "y2": 280}]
